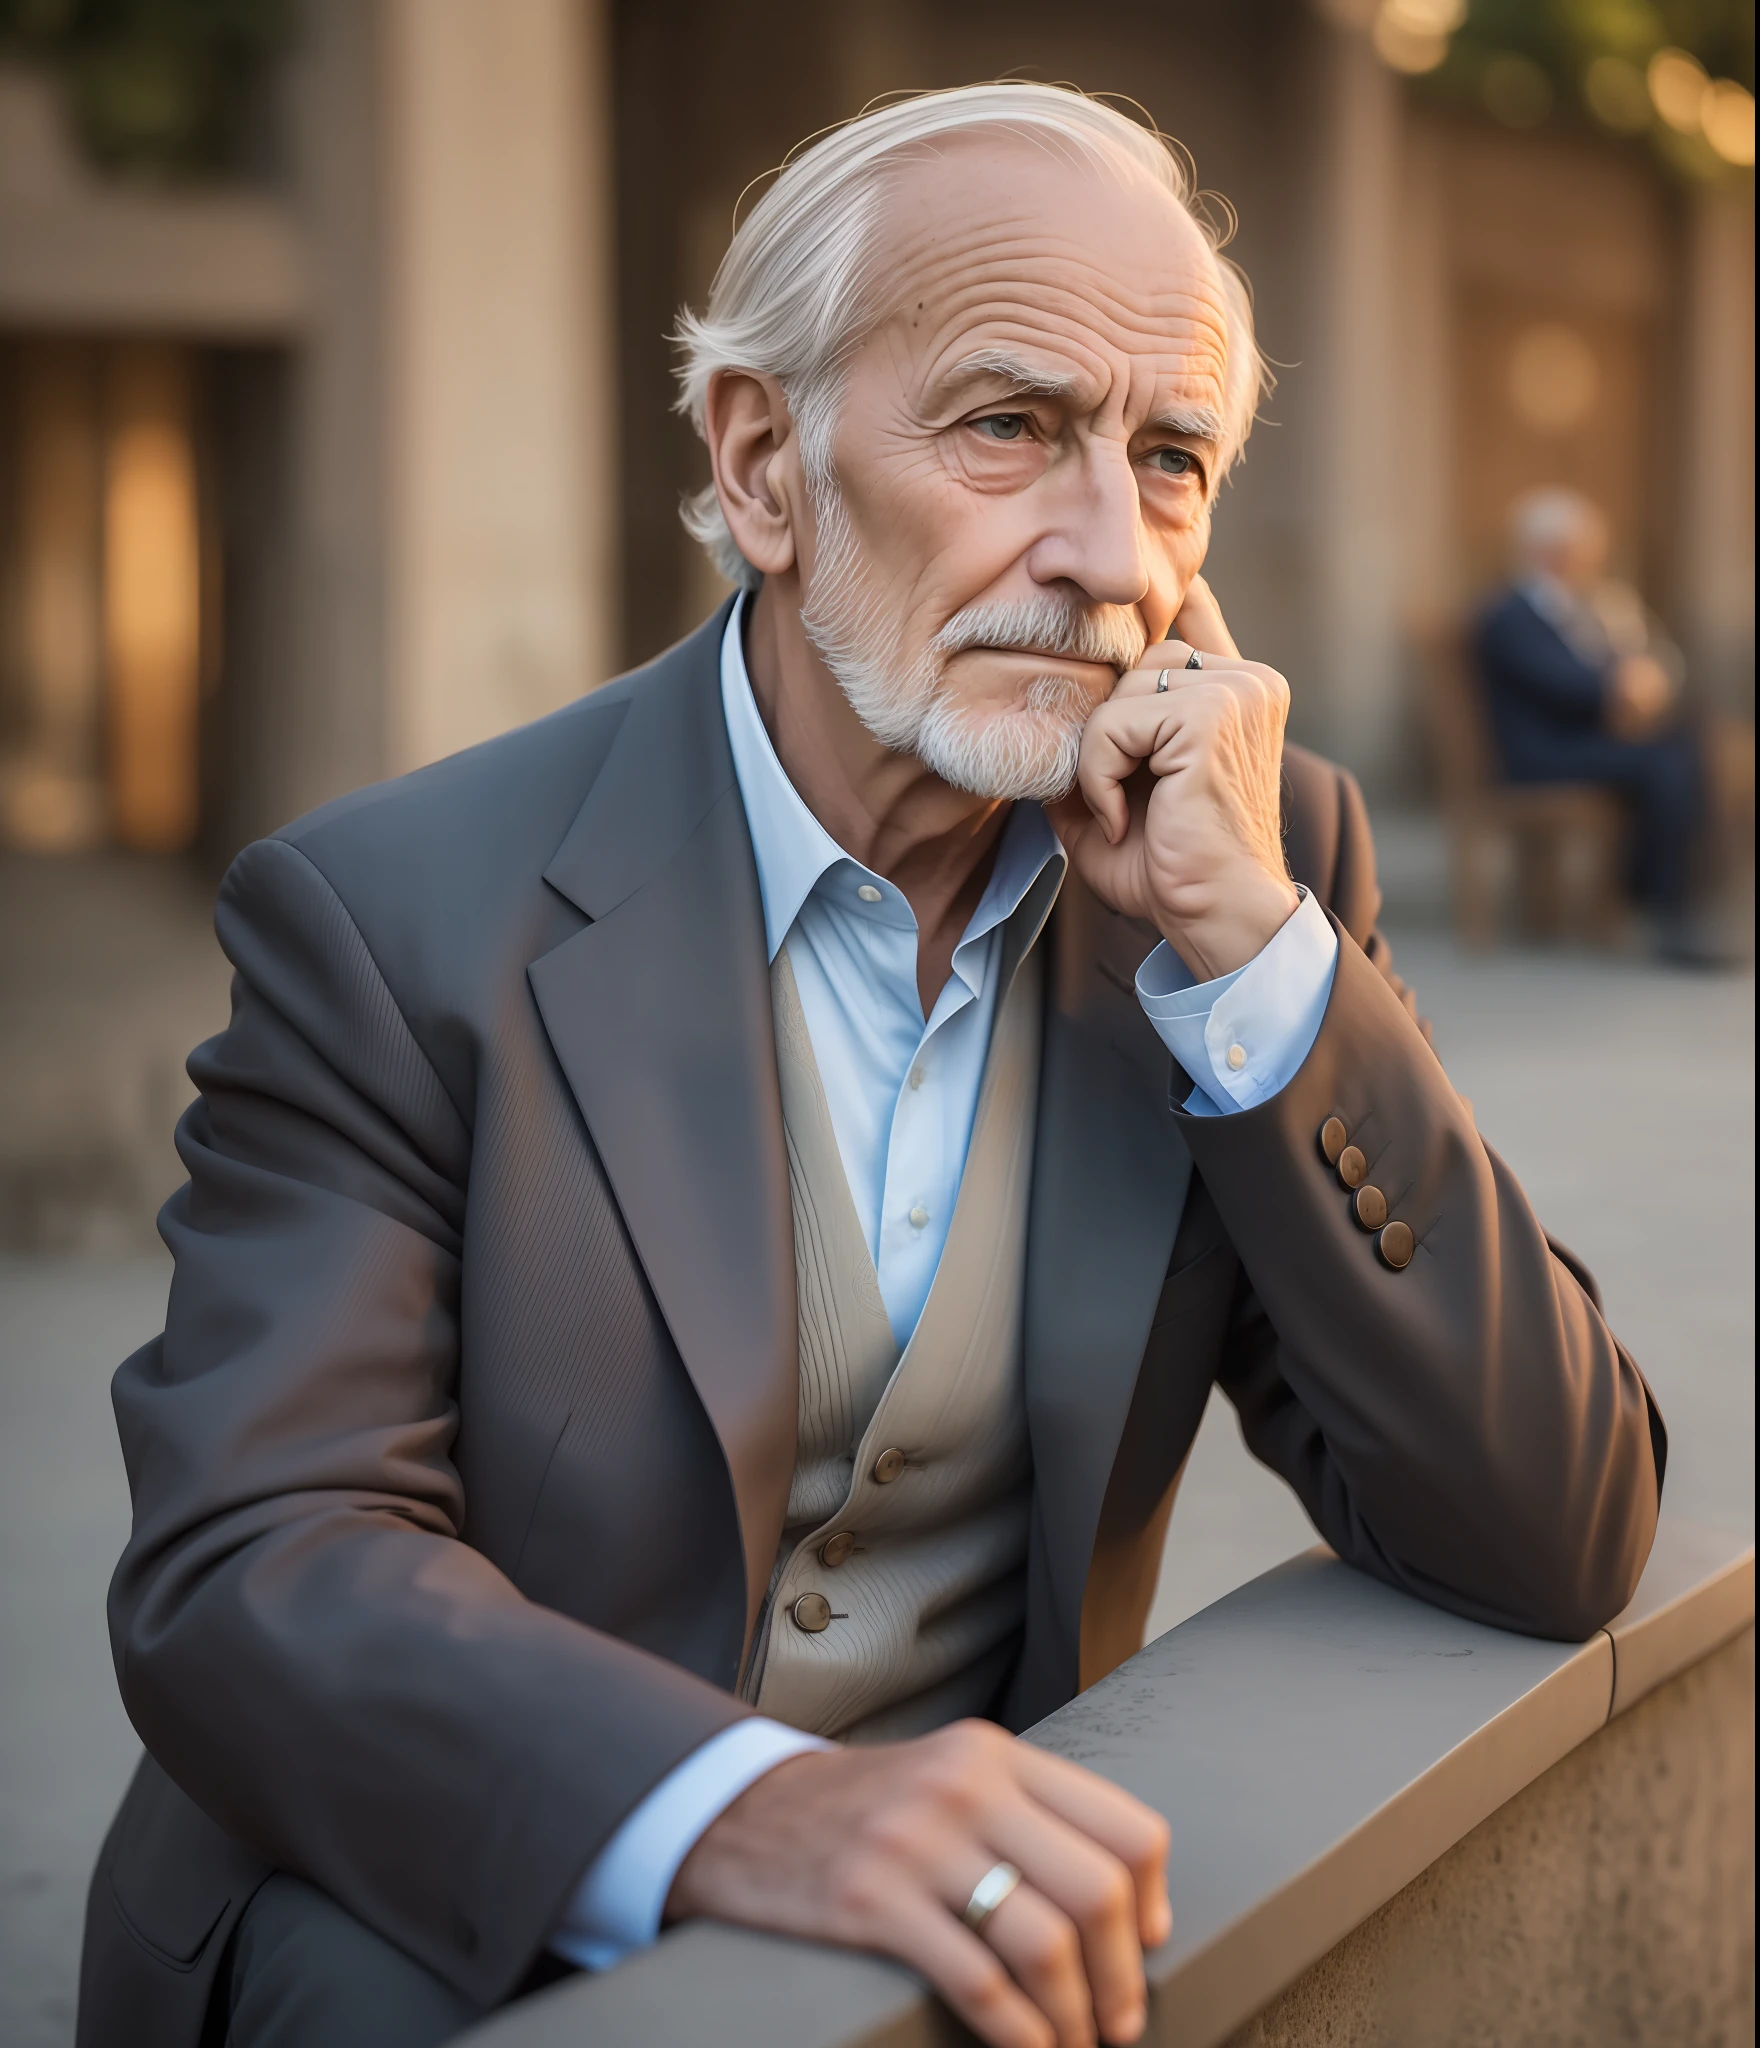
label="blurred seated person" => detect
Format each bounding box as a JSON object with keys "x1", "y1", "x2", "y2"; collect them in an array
[{"x1": 1475, "y1": 488, "x2": 1718, "y2": 963}]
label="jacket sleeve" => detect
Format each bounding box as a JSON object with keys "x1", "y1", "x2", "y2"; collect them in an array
[
  {"x1": 107, "y1": 837, "x2": 749, "y2": 2006},
  {"x1": 1188, "y1": 775, "x2": 1663, "y2": 1641},
  {"x1": 1477, "y1": 596, "x2": 1610, "y2": 722}
]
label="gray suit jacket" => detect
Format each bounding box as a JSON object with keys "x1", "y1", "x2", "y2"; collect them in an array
[{"x1": 78, "y1": 604, "x2": 1664, "y2": 2046}]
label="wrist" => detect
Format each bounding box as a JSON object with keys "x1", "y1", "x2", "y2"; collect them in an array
[{"x1": 1153, "y1": 865, "x2": 1299, "y2": 982}]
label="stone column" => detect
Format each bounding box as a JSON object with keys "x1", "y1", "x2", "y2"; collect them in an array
[
  {"x1": 1305, "y1": 17, "x2": 1409, "y2": 789},
  {"x1": 1680, "y1": 178, "x2": 1755, "y2": 709},
  {"x1": 382, "y1": 0, "x2": 618, "y2": 775}
]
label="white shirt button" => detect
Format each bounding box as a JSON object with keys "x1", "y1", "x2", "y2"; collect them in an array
[
  {"x1": 1227, "y1": 1043, "x2": 1248, "y2": 1071},
  {"x1": 908, "y1": 1205, "x2": 930, "y2": 1228},
  {"x1": 908, "y1": 1067, "x2": 925, "y2": 1090},
  {"x1": 856, "y1": 884, "x2": 882, "y2": 903}
]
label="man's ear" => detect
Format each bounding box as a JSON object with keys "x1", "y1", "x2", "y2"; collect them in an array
[{"x1": 704, "y1": 370, "x2": 800, "y2": 578}]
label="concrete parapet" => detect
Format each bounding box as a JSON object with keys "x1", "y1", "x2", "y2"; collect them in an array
[{"x1": 451, "y1": 1518, "x2": 1755, "y2": 2048}]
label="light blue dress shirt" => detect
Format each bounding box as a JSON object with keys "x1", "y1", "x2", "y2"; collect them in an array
[{"x1": 551, "y1": 598, "x2": 1339, "y2": 1970}]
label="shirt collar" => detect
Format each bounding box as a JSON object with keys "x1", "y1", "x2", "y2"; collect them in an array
[{"x1": 719, "y1": 595, "x2": 1063, "y2": 965}]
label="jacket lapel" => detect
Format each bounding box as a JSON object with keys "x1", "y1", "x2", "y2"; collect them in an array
[
  {"x1": 527, "y1": 607, "x2": 797, "y2": 1646},
  {"x1": 1024, "y1": 875, "x2": 1194, "y2": 1678}
]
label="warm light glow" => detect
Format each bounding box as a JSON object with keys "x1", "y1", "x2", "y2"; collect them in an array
[
  {"x1": 1507, "y1": 323, "x2": 1600, "y2": 434},
  {"x1": 105, "y1": 355, "x2": 201, "y2": 852},
  {"x1": 1381, "y1": 0, "x2": 1466, "y2": 31},
  {"x1": 1647, "y1": 47, "x2": 1710, "y2": 134},
  {"x1": 1372, "y1": 7, "x2": 1448, "y2": 74},
  {"x1": 1701, "y1": 79, "x2": 1756, "y2": 166},
  {"x1": 1583, "y1": 54, "x2": 1652, "y2": 134},
  {"x1": 1, "y1": 346, "x2": 108, "y2": 853}
]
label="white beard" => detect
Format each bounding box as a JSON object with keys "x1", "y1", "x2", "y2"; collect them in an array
[{"x1": 799, "y1": 483, "x2": 1147, "y2": 802}]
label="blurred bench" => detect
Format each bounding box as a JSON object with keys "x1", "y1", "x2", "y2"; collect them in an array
[
  {"x1": 1425, "y1": 633, "x2": 1626, "y2": 949},
  {"x1": 451, "y1": 1517, "x2": 1755, "y2": 2048}
]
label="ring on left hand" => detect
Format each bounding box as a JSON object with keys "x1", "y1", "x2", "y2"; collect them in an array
[
  {"x1": 962, "y1": 1860, "x2": 1022, "y2": 1935},
  {"x1": 1155, "y1": 669, "x2": 1170, "y2": 693}
]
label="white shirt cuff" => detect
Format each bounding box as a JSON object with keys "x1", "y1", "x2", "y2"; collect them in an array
[
  {"x1": 1135, "y1": 887, "x2": 1338, "y2": 1116},
  {"x1": 549, "y1": 1718, "x2": 831, "y2": 1972}
]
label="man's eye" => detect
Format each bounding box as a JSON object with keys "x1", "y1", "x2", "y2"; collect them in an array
[
  {"x1": 1151, "y1": 448, "x2": 1195, "y2": 476},
  {"x1": 973, "y1": 414, "x2": 1028, "y2": 441}
]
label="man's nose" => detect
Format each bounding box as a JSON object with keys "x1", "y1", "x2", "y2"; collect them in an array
[{"x1": 1025, "y1": 443, "x2": 1149, "y2": 609}]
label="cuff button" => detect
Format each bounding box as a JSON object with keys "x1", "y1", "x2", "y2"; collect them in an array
[
  {"x1": 1378, "y1": 1220, "x2": 1415, "y2": 1269},
  {"x1": 1352, "y1": 1185, "x2": 1388, "y2": 1231},
  {"x1": 1319, "y1": 1116, "x2": 1348, "y2": 1164},
  {"x1": 1336, "y1": 1144, "x2": 1367, "y2": 1190}
]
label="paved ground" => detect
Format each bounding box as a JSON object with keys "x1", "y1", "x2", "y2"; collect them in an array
[{"x1": 1, "y1": 919, "x2": 1752, "y2": 2047}]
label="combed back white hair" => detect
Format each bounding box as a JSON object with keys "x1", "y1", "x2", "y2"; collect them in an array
[
  {"x1": 673, "y1": 83, "x2": 1270, "y2": 588},
  {"x1": 1509, "y1": 486, "x2": 1604, "y2": 567}
]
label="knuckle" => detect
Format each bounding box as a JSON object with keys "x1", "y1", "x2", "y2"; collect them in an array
[
  {"x1": 913, "y1": 1754, "x2": 981, "y2": 1817},
  {"x1": 1091, "y1": 1861, "x2": 1136, "y2": 1926},
  {"x1": 943, "y1": 1718, "x2": 1004, "y2": 1765},
  {"x1": 1025, "y1": 1915, "x2": 1083, "y2": 1977},
  {"x1": 1066, "y1": 1869, "x2": 1129, "y2": 1937}
]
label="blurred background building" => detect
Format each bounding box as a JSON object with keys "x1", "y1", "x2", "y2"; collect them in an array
[{"x1": 0, "y1": 0, "x2": 1754, "y2": 1243}]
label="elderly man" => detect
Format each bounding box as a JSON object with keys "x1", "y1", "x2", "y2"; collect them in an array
[
  {"x1": 80, "y1": 85, "x2": 1662, "y2": 2048},
  {"x1": 1475, "y1": 487, "x2": 1709, "y2": 959}
]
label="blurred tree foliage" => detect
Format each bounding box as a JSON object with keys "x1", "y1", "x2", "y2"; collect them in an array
[
  {"x1": 1425, "y1": 0, "x2": 1755, "y2": 177},
  {"x1": 0, "y1": 0, "x2": 293, "y2": 179}
]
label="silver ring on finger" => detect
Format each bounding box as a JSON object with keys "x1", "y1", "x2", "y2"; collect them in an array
[
  {"x1": 1155, "y1": 668, "x2": 1171, "y2": 693},
  {"x1": 1185, "y1": 648, "x2": 1204, "y2": 670},
  {"x1": 962, "y1": 1860, "x2": 1022, "y2": 1936}
]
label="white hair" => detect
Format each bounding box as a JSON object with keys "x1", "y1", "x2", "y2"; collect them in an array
[
  {"x1": 673, "y1": 82, "x2": 1270, "y2": 588},
  {"x1": 1509, "y1": 486, "x2": 1605, "y2": 568}
]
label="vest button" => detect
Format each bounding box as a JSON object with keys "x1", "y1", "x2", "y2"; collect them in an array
[
  {"x1": 872, "y1": 1447, "x2": 907, "y2": 1484},
  {"x1": 791, "y1": 1592, "x2": 833, "y2": 1633},
  {"x1": 820, "y1": 1530, "x2": 856, "y2": 1568}
]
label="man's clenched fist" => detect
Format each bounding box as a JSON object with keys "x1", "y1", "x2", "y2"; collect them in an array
[
  {"x1": 1050, "y1": 580, "x2": 1299, "y2": 983},
  {"x1": 667, "y1": 1719, "x2": 1172, "y2": 2048}
]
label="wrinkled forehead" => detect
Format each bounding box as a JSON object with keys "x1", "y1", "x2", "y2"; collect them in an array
[{"x1": 860, "y1": 130, "x2": 1231, "y2": 427}]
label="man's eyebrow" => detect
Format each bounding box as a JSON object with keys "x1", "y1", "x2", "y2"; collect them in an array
[
  {"x1": 1144, "y1": 403, "x2": 1224, "y2": 445},
  {"x1": 940, "y1": 353, "x2": 1224, "y2": 446},
  {"x1": 941, "y1": 348, "x2": 1084, "y2": 400}
]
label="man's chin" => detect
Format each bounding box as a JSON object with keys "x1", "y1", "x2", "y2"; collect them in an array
[{"x1": 912, "y1": 707, "x2": 1084, "y2": 805}]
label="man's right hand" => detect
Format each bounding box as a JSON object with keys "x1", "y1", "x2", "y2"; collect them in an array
[
  {"x1": 1607, "y1": 654, "x2": 1673, "y2": 739},
  {"x1": 666, "y1": 1719, "x2": 1172, "y2": 2048}
]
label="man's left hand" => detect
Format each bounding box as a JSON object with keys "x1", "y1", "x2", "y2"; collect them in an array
[{"x1": 1049, "y1": 583, "x2": 1299, "y2": 983}]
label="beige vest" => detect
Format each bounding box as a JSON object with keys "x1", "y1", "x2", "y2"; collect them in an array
[{"x1": 745, "y1": 932, "x2": 1043, "y2": 1742}]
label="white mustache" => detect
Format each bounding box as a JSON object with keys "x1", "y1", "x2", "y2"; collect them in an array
[{"x1": 929, "y1": 595, "x2": 1147, "y2": 672}]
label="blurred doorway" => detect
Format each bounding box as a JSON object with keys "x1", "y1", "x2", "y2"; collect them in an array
[
  {"x1": 0, "y1": 339, "x2": 211, "y2": 855},
  {"x1": 1456, "y1": 299, "x2": 1658, "y2": 595},
  {"x1": 1442, "y1": 125, "x2": 1675, "y2": 610}
]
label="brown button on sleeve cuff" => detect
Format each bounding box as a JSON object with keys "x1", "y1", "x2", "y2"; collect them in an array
[
  {"x1": 1352, "y1": 1184, "x2": 1388, "y2": 1231},
  {"x1": 1336, "y1": 1145, "x2": 1367, "y2": 1190},
  {"x1": 1319, "y1": 1116, "x2": 1348, "y2": 1165},
  {"x1": 1378, "y1": 1219, "x2": 1415, "y2": 1269}
]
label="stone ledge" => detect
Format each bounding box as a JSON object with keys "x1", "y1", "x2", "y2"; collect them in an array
[{"x1": 451, "y1": 1516, "x2": 1755, "y2": 2048}]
